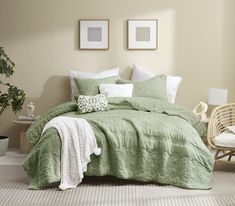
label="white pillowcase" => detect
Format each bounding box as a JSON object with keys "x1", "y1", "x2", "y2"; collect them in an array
[
  {"x1": 99, "y1": 84, "x2": 133, "y2": 98},
  {"x1": 70, "y1": 67, "x2": 119, "y2": 99},
  {"x1": 131, "y1": 64, "x2": 182, "y2": 103}
]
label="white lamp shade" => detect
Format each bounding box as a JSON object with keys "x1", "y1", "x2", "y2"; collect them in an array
[{"x1": 208, "y1": 88, "x2": 228, "y2": 105}]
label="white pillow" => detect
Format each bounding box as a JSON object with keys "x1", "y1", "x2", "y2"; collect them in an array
[
  {"x1": 70, "y1": 67, "x2": 119, "y2": 99},
  {"x1": 99, "y1": 84, "x2": 133, "y2": 98},
  {"x1": 131, "y1": 64, "x2": 182, "y2": 103}
]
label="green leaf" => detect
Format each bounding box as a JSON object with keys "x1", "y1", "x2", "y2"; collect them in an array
[{"x1": 0, "y1": 47, "x2": 26, "y2": 116}]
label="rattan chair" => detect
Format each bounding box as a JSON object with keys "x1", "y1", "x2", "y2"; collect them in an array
[{"x1": 207, "y1": 103, "x2": 235, "y2": 162}]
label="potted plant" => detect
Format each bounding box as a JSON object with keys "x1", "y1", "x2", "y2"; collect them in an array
[{"x1": 0, "y1": 47, "x2": 26, "y2": 156}]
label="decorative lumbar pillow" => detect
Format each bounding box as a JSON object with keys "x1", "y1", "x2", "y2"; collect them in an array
[
  {"x1": 70, "y1": 67, "x2": 119, "y2": 99},
  {"x1": 99, "y1": 84, "x2": 133, "y2": 98},
  {"x1": 117, "y1": 75, "x2": 167, "y2": 100},
  {"x1": 76, "y1": 94, "x2": 108, "y2": 114},
  {"x1": 131, "y1": 64, "x2": 182, "y2": 103},
  {"x1": 74, "y1": 76, "x2": 118, "y2": 96}
]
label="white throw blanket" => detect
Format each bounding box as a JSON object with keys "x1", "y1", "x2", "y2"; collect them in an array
[{"x1": 42, "y1": 116, "x2": 101, "y2": 190}]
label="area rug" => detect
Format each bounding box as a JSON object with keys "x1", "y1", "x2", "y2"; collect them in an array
[{"x1": 0, "y1": 162, "x2": 235, "y2": 206}]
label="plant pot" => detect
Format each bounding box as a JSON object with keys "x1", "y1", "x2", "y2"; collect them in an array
[{"x1": 0, "y1": 136, "x2": 9, "y2": 156}]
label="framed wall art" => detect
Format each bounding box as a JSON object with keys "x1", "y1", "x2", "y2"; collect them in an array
[
  {"x1": 79, "y1": 19, "x2": 109, "y2": 50},
  {"x1": 127, "y1": 19, "x2": 158, "y2": 50}
]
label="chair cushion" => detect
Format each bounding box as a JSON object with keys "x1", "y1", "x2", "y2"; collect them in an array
[
  {"x1": 226, "y1": 125, "x2": 235, "y2": 134},
  {"x1": 213, "y1": 132, "x2": 235, "y2": 148}
]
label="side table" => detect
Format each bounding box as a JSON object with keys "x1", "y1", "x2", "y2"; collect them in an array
[
  {"x1": 201, "y1": 117, "x2": 209, "y2": 146},
  {"x1": 13, "y1": 120, "x2": 34, "y2": 154}
]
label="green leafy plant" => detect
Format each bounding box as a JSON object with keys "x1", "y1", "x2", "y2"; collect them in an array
[{"x1": 0, "y1": 47, "x2": 26, "y2": 116}]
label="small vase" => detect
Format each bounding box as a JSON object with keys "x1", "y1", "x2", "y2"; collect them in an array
[{"x1": 0, "y1": 136, "x2": 9, "y2": 156}]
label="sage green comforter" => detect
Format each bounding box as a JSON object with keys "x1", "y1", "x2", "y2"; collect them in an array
[{"x1": 23, "y1": 97, "x2": 214, "y2": 190}]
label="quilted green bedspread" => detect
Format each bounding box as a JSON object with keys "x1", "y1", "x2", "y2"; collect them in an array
[{"x1": 23, "y1": 97, "x2": 214, "y2": 190}]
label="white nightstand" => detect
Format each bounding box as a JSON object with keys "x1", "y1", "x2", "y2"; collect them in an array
[{"x1": 13, "y1": 120, "x2": 34, "y2": 154}]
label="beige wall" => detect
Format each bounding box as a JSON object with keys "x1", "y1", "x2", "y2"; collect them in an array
[{"x1": 0, "y1": 0, "x2": 235, "y2": 147}]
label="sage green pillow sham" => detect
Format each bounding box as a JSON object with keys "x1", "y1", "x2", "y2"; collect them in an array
[
  {"x1": 117, "y1": 75, "x2": 167, "y2": 100},
  {"x1": 74, "y1": 76, "x2": 118, "y2": 96}
]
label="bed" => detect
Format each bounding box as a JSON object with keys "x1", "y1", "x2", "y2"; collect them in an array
[{"x1": 23, "y1": 66, "x2": 214, "y2": 190}]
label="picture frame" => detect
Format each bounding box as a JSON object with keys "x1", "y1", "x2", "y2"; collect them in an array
[
  {"x1": 127, "y1": 19, "x2": 158, "y2": 50},
  {"x1": 79, "y1": 19, "x2": 109, "y2": 50}
]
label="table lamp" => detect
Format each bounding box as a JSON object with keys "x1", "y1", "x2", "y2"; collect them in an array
[
  {"x1": 207, "y1": 88, "x2": 228, "y2": 120},
  {"x1": 208, "y1": 88, "x2": 228, "y2": 106}
]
